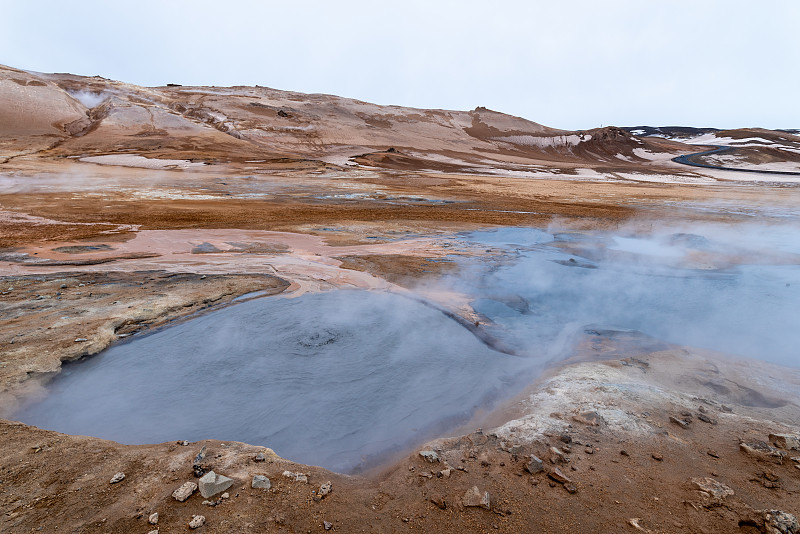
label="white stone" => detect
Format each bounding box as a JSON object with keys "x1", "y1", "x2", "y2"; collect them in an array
[
  {"x1": 198, "y1": 471, "x2": 233, "y2": 498},
  {"x1": 172, "y1": 481, "x2": 197, "y2": 502},
  {"x1": 188, "y1": 515, "x2": 205, "y2": 529},
  {"x1": 252, "y1": 475, "x2": 271, "y2": 489}
]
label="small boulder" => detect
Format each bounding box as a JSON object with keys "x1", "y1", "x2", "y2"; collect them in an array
[
  {"x1": 462, "y1": 486, "x2": 491, "y2": 510},
  {"x1": 549, "y1": 447, "x2": 567, "y2": 464},
  {"x1": 109, "y1": 472, "x2": 125, "y2": 484},
  {"x1": 419, "y1": 450, "x2": 440, "y2": 463},
  {"x1": 251, "y1": 475, "x2": 271, "y2": 489},
  {"x1": 198, "y1": 471, "x2": 234, "y2": 498},
  {"x1": 173, "y1": 481, "x2": 198, "y2": 502},
  {"x1": 188, "y1": 515, "x2": 205, "y2": 529},
  {"x1": 670, "y1": 416, "x2": 690, "y2": 429},
  {"x1": 691, "y1": 477, "x2": 734, "y2": 499},
  {"x1": 740, "y1": 441, "x2": 786, "y2": 463},
  {"x1": 763, "y1": 510, "x2": 799, "y2": 534},
  {"x1": 769, "y1": 434, "x2": 800, "y2": 451},
  {"x1": 525, "y1": 455, "x2": 544, "y2": 474},
  {"x1": 282, "y1": 470, "x2": 308, "y2": 483},
  {"x1": 548, "y1": 467, "x2": 572, "y2": 484},
  {"x1": 318, "y1": 481, "x2": 332, "y2": 497}
]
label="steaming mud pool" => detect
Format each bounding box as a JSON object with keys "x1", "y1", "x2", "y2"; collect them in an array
[{"x1": 14, "y1": 224, "x2": 800, "y2": 473}]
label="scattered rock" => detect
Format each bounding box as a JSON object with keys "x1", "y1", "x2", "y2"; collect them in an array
[
  {"x1": 148, "y1": 530, "x2": 158, "y2": 534},
  {"x1": 148, "y1": 512, "x2": 158, "y2": 525},
  {"x1": 620, "y1": 449, "x2": 630, "y2": 457},
  {"x1": 670, "y1": 416, "x2": 690, "y2": 429},
  {"x1": 198, "y1": 471, "x2": 234, "y2": 498},
  {"x1": 769, "y1": 434, "x2": 800, "y2": 451},
  {"x1": 763, "y1": 510, "x2": 799, "y2": 534},
  {"x1": 690, "y1": 477, "x2": 734, "y2": 499},
  {"x1": 437, "y1": 467, "x2": 451, "y2": 478},
  {"x1": 462, "y1": 486, "x2": 491, "y2": 510},
  {"x1": 252, "y1": 475, "x2": 271, "y2": 489},
  {"x1": 74, "y1": 338, "x2": 88, "y2": 343},
  {"x1": 282, "y1": 470, "x2": 308, "y2": 483},
  {"x1": 324, "y1": 520, "x2": 333, "y2": 530},
  {"x1": 188, "y1": 515, "x2": 205, "y2": 529},
  {"x1": 221, "y1": 492, "x2": 229, "y2": 499},
  {"x1": 584, "y1": 447, "x2": 594, "y2": 454},
  {"x1": 525, "y1": 455, "x2": 544, "y2": 474},
  {"x1": 740, "y1": 441, "x2": 786, "y2": 463},
  {"x1": 193, "y1": 446, "x2": 207, "y2": 464},
  {"x1": 651, "y1": 453, "x2": 663, "y2": 461},
  {"x1": 697, "y1": 413, "x2": 718, "y2": 425},
  {"x1": 419, "y1": 450, "x2": 440, "y2": 463},
  {"x1": 254, "y1": 452, "x2": 266, "y2": 462},
  {"x1": 318, "y1": 481, "x2": 332, "y2": 498},
  {"x1": 173, "y1": 481, "x2": 198, "y2": 502},
  {"x1": 547, "y1": 467, "x2": 572, "y2": 484},
  {"x1": 109, "y1": 472, "x2": 125, "y2": 484},
  {"x1": 628, "y1": 518, "x2": 650, "y2": 532},
  {"x1": 707, "y1": 450, "x2": 720, "y2": 458},
  {"x1": 549, "y1": 447, "x2": 567, "y2": 464},
  {"x1": 564, "y1": 483, "x2": 577, "y2": 494}
]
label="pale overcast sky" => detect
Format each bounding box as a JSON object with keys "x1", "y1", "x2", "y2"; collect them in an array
[{"x1": 1, "y1": 0, "x2": 798, "y2": 130}]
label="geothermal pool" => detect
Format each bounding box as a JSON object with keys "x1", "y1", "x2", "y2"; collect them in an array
[{"x1": 14, "y1": 223, "x2": 800, "y2": 472}]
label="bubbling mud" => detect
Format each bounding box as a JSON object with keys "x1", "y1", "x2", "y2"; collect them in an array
[{"x1": 14, "y1": 291, "x2": 535, "y2": 473}]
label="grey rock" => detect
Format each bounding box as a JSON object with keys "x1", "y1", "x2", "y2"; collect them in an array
[
  {"x1": 697, "y1": 413, "x2": 718, "y2": 425},
  {"x1": 148, "y1": 512, "x2": 159, "y2": 525},
  {"x1": 419, "y1": 450, "x2": 440, "y2": 463},
  {"x1": 282, "y1": 470, "x2": 308, "y2": 483},
  {"x1": 193, "y1": 446, "x2": 207, "y2": 466},
  {"x1": 763, "y1": 510, "x2": 799, "y2": 534},
  {"x1": 198, "y1": 471, "x2": 233, "y2": 498},
  {"x1": 74, "y1": 338, "x2": 88, "y2": 343},
  {"x1": 109, "y1": 472, "x2": 125, "y2": 484},
  {"x1": 172, "y1": 481, "x2": 198, "y2": 502},
  {"x1": 462, "y1": 486, "x2": 491, "y2": 510},
  {"x1": 251, "y1": 475, "x2": 271, "y2": 489},
  {"x1": 670, "y1": 416, "x2": 690, "y2": 428},
  {"x1": 324, "y1": 521, "x2": 333, "y2": 530},
  {"x1": 740, "y1": 441, "x2": 786, "y2": 463},
  {"x1": 525, "y1": 455, "x2": 544, "y2": 474},
  {"x1": 188, "y1": 515, "x2": 205, "y2": 529},
  {"x1": 769, "y1": 434, "x2": 800, "y2": 451},
  {"x1": 691, "y1": 477, "x2": 734, "y2": 499},
  {"x1": 254, "y1": 452, "x2": 266, "y2": 462},
  {"x1": 148, "y1": 530, "x2": 158, "y2": 534}
]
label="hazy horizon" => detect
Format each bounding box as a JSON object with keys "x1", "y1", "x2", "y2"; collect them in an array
[{"x1": 2, "y1": 0, "x2": 798, "y2": 131}]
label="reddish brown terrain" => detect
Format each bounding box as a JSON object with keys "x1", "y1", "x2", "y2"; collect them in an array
[{"x1": 1, "y1": 64, "x2": 799, "y2": 533}]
